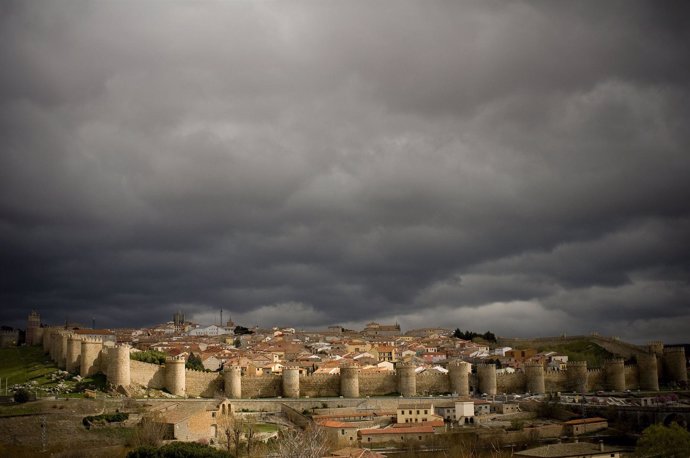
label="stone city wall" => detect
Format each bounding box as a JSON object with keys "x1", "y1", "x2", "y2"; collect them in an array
[
  {"x1": 300, "y1": 374, "x2": 340, "y2": 398},
  {"x1": 543, "y1": 370, "x2": 568, "y2": 392},
  {"x1": 38, "y1": 336, "x2": 675, "y2": 398},
  {"x1": 416, "y1": 371, "x2": 451, "y2": 394},
  {"x1": 130, "y1": 360, "x2": 166, "y2": 389},
  {"x1": 241, "y1": 375, "x2": 282, "y2": 398},
  {"x1": 185, "y1": 369, "x2": 222, "y2": 397},
  {"x1": 359, "y1": 373, "x2": 398, "y2": 396},
  {"x1": 497, "y1": 371, "x2": 526, "y2": 394}
]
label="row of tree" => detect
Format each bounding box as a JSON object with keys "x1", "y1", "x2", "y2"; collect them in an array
[{"x1": 453, "y1": 328, "x2": 497, "y2": 342}]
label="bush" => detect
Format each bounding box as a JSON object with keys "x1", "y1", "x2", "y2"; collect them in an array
[
  {"x1": 131, "y1": 350, "x2": 167, "y2": 365},
  {"x1": 13, "y1": 388, "x2": 31, "y2": 403},
  {"x1": 127, "y1": 441, "x2": 229, "y2": 458},
  {"x1": 83, "y1": 412, "x2": 130, "y2": 428}
]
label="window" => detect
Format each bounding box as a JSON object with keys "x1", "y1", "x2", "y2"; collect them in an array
[
  {"x1": 424, "y1": 410, "x2": 428, "y2": 414},
  {"x1": 211, "y1": 412, "x2": 216, "y2": 418},
  {"x1": 419, "y1": 436, "x2": 422, "y2": 440},
  {"x1": 416, "y1": 410, "x2": 420, "y2": 414},
  {"x1": 341, "y1": 429, "x2": 345, "y2": 435},
  {"x1": 368, "y1": 438, "x2": 371, "y2": 442}
]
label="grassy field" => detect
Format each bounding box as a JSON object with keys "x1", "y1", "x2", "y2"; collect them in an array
[
  {"x1": 253, "y1": 423, "x2": 279, "y2": 433},
  {"x1": 535, "y1": 340, "x2": 614, "y2": 368},
  {"x1": 0, "y1": 346, "x2": 57, "y2": 388},
  {"x1": 0, "y1": 346, "x2": 106, "y2": 397}
]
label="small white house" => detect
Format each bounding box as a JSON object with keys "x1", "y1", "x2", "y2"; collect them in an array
[{"x1": 454, "y1": 401, "x2": 475, "y2": 424}]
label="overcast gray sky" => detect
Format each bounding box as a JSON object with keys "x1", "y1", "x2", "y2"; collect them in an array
[{"x1": 2, "y1": 1, "x2": 689, "y2": 343}]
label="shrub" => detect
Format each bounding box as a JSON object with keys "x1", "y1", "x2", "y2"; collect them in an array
[
  {"x1": 83, "y1": 412, "x2": 130, "y2": 428},
  {"x1": 13, "y1": 388, "x2": 31, "y2": 403},
  {"x1": 126, "y1": 441, "x2": 229, "y2": 458},
  {"x1": 130, "y1": 350, "x2": 167, "y2": 365}
]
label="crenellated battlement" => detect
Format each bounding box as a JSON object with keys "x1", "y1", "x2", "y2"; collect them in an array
[
  {"x1": 567, "y1": 361, "x2": 587, "y2": 367},
  {"x1": 224, "y1": 365, "x2": 242, "y2": 373},
  {"x1": 166, "y1": 355, "x2": 186, "y2": 363},
  {"x1": 81, "y1": 337, "x2": 103, "y2": 344},
  {"x1": 301, "y1": 373, "x2": 339, "y2": 381},
  {"x1": 587, "y1": 369, "x2": 602, "y2": 374},
  {"x1": 663, "y1": 346, "x2": 685, "y2": 354}
]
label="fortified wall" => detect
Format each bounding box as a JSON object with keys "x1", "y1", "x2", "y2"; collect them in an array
[{"x1": 35, "y1": 328, "x2": 685, "y2": 399}]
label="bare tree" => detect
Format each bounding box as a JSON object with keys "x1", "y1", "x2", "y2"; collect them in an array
[
  {"x1": 218, "y1": 411, "x2": 238, "y2": 456},
  {"x1": 218, "y1": 411, "x2": 250, "y2": 457},
  {"x1": 129, "y1": 412, "x2": 168, "y2": 448},
  {"x1": 245, "y1": 422, "x2": 256, "y2": 457},
  {"x1": 275, "y1": 424, "x2": 332, "y2": 458}
]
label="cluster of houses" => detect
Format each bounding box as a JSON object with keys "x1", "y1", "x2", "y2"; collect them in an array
[{"x1": 111, "y1": 319, "x2": 573, "y2": 379}]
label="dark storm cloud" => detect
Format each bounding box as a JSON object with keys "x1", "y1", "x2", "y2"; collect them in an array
[{"x1": 1, "y1": 1, "x2": 690, "y2": 343}]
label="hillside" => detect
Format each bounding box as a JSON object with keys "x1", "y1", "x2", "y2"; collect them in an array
[{"x1": 0, "y1": 346, "x2": 57, "y2": 387}]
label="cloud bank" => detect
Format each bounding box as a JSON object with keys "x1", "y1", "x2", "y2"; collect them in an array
[{"x1": 1, "y1": 1, "x2": 689, "y2": 343}]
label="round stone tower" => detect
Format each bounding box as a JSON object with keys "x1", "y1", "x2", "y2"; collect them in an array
[
  {"x1": 80, "y1": 338, "x2": 103, "y2": 377},
  {"x1": 107, "y1": 345, "x2": 131, "y2": 389},
  {"x1": 477, "y1": 363, "x2": 497, "y2": 396},
  {"x1": 638, "y1": 351, "x2": 659, "y2": 391},
  {"x1": 282, "y1": 366, "x2": 300, "y2": 398},
  {"x1": 662, "y1": 347, "x2": 687, "y2": 385},
  {"x1": 58, "y1": 331, "x2": 69, "y2": 369},
  {"x1": 66, "y1": 335, "x2": 83, "y2": 374},
  {"x1": 648, "y1": 341, "x2": 664, "y2": 380},
  {"x1": 340, "y1": 364, "x2": 360, "y2": 398},
  {"x1": 43, "y1": 327, "x2": 53, "y2": 354},
  {"x1": 26, "y1": 310, "x2": 41, "y2": 346},
  {"x1": 397, "y1": 362, "x2": 417, "y2": 397},
  {"x1": 566, "y1": 361, "x2": 588, "y2": 393},
  {"x1": 165, "y1": 356, "x2": 186, "y2": 396},
  {"x1": 224, "y1": 365, "x2": 242, "y2": 399},
  {"x1": 33, "y1": 327, "x2": 45, "y2": 348},
  {"x1": 604, "y1": 358, "x2": 626, "y2": 392},
  {"x1": 448, "y1": 360, "x2": 470, "y2": 396},
  {"x1": 49, "y1": 330, "x2": 59, "y2": 361},
  {"x1": 524, "y1": 362, "x2": 545, "y2": 394}
]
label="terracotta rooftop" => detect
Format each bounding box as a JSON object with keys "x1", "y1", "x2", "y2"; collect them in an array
[{"x1": 514, "y1": 442, "x2": 624, "y2": 457}]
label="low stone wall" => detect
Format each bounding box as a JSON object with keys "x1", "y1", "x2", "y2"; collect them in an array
[{"x1": 281, "y1": 403, "x2": 313, "y2": 429}]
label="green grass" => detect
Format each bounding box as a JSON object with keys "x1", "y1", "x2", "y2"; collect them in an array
[
  {"x1": 535, "y1": 340, "x2": 614, "y2": 368},
  {"x1": 0, "y1": 402, "x2": 43, "y2": 417},
  {"x1": 253, "y1": 423, "x2": 279, "y2": 433},
  {"x1": 0, "y1": 346, "x2": 57, "y2": 387}
]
